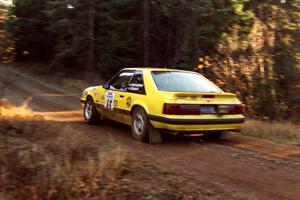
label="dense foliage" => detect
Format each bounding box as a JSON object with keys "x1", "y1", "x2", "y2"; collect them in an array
[{"x1": 1, "y1": 0, "x2": 300, "y2": 120}]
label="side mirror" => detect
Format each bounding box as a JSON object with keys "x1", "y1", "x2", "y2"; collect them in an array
[{"x1": 103, "y1": 83, "x2": 110, "y2": 89}]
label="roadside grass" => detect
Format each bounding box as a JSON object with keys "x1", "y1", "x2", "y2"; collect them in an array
[
  {"x1": 0, "y1": 103, "x2": 217, "y2": 200},
  {"x1": 242, "y1": 120, "x2": 300, "y2": 146}
]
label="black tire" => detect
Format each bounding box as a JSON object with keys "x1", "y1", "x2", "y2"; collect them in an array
[
  {"x1": 131, "y1": 107, "x2": 149, "y2": 142},
  {"x1": 84, "y1": 97, "x2": 101, "y2": 124}
]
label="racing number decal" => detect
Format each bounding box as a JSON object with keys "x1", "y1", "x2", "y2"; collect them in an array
[{"x1": 104, "y1": 92, "x2": 115, "y2": 111}]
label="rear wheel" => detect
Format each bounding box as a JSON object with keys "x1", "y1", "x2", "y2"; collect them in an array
[
  {"x1": 131, "y1": 107, "x2": 149, "y2": 142},
  {"x1": 84, "y1": 98, "x2": 101, "y2": 124}
]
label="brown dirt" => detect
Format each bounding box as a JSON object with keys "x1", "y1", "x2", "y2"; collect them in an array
[{"x1": 1, "y1": 64, "x2": 300, "y2": 200}]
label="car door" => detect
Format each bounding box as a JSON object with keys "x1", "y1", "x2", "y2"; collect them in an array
[
  {"x1": 101, "y1": 70, "x2": 135, "y2": 123},
  {"x1": 117, "y1": 71, "x2": 146, "y2": 125}
]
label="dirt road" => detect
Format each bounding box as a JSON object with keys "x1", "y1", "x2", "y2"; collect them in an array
[{"x1": 1, "y1": 65, "x2": 300, "y2": 200}]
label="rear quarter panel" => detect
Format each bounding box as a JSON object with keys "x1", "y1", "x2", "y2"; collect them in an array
[{"x1": 139, "y1": 71, "x2": 166, "y2": 115}]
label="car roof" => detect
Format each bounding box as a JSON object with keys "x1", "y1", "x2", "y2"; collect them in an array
[{"x1": 122, "y1": 68, "x2": 192, "y2": 73}]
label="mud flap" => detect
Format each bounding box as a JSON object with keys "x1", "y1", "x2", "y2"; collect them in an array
[{"x1": 147, "y1": 122, "x2": 162, "y2": 144}]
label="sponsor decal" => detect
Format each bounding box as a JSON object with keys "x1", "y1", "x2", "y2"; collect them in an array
[
  {"x1": 104, "y1": 91, "x2": 115, "y2": 111},
  {"x1": 126, "y1": 97, "x2": 132, "y2": 107},
  {"x1": 128, "y1": 83, "x2": 144, "y2": 92},
  {"x1": 129, "y1": 83, "x2": 143, "y2": 87}
]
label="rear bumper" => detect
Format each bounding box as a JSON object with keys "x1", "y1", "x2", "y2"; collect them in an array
[
  {"x1": 148, "y1": 115, "x2": 245, "y2": 125},
  {"x1": 148, "y1": 115, "x2": 245, "y2": 131}
]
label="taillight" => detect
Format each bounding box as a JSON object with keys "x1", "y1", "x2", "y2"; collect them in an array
[
  {"x1": 162, "y1": 104, "x2": 244, "y2": 115},
  {"x1": 230, "y1": 104, "x2": 244, "y2": 114},
  {"x1": 163, "y1": 104, "x2": 181, "y2": 115},
  {"x1": 217, "y1": 104, "x2": 244, "y2": 115},
  {"x1": 163, "y1": 104, "x2": 201, "y2": 115}
]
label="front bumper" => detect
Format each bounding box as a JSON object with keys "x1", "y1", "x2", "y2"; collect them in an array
[{"x1": 80, "y1": 98, "x2": 86, "y2": 106}]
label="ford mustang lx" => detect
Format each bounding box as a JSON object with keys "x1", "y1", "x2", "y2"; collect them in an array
[{"x1": 81, "y1": 68, "x2": 245, "y2": 142}]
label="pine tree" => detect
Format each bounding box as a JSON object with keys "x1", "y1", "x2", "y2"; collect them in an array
[
  {"x1": 4, "y1": 0, "x2": 300, "y2": 119},
  {"x1": 45, "y1": 0, "x2": 99, "y2": 72},
  {"x1": 0, "y1": 2, "x2": 14, "y2": 63},
  {"x1": 7, "y1": 0, "x2": 52, "y2": 60}
]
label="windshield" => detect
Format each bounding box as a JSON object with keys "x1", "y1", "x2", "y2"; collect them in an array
[{"x1": 151, "y1": 71, "x2": 221, "y2": 93}]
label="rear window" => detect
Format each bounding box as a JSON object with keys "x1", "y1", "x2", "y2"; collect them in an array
[{"x1": 151, "y1": 71, "x2": 221, "y2": 93}]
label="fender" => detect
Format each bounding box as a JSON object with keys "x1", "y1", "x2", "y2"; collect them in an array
[
  {"x1": 131, "y1": 100, "x2": 150, "y2": 115},
  {"x1": 81, "y1": 86, "x2": 102, "y2": 105}
]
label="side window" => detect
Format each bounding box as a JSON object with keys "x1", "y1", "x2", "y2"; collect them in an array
[
  {"x1": 109, "y1": 71, "x2": 134, "y2": 91},
  {"x1": 127, "y1": 73, "x2": 145, "y2": 94}
]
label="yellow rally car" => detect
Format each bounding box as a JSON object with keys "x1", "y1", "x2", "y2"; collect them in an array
[{"x1": 81, "y1": 68, "x2": 245, "y2": 142}]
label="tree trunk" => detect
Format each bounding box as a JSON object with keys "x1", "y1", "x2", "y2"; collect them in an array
[
  {"x1": 87, "y1": 0, "x2": 96, "y2": 70},
  {"x1": 143, "y1": 0, "x2": 150, "y2": 67}
]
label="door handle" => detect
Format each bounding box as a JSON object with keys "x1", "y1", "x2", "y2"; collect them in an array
[{"x1": 120, "y1": 95, "x2": 124, "y2": 98}]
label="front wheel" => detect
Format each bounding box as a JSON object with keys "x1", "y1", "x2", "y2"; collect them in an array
[
  {"x1": 84, "y1": 98, "x2": 101, "y2": 124},
  {"x1": 131, "y1": 107, "x2": 149, "y2": 142}
]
